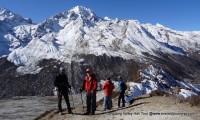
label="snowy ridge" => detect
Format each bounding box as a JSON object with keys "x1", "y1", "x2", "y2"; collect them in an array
[
  {"x1": 125, "y1": 65, "x2": 200, "y2": 102},
  {"x1": 0, "y1": 8, "x2": 33, "y2": 57},
  {"x1": 99, "y1": 65, "x2": 200, "y2": 101},
  {"x1": 142, "y1": 23, "x2": 200, "y2": 52},
  {"x1": 0, "y1": 8, "x2": 32, "y2": 24},
  {"x1": 0, "y1": 6, "x2": 200, "y2": 74}
]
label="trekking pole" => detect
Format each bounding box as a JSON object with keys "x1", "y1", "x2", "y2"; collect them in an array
[
  {"x1": 80, "y1": 91, "x2": 84, "y2": 112},
  {"x1": 70, "y1": 88, "x2": 75, "y2": 108}
]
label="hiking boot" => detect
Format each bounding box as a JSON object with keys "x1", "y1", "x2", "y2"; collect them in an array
[
  {"x1": 68, "y1": 111, "x2": 73, "y2": 114},
  {"x1": 91, "y1": 112, "x2": 95, "y2": 115},
  {"x1": 84, "y1": 112, "x2": 90, "y2": 115}
]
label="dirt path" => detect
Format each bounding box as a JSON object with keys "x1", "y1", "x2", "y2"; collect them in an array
[{"x1": 35, "y1": 93, "x2": 200, "y2": 120}]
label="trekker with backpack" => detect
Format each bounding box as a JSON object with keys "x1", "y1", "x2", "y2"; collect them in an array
[
  {"x1": 102, "y1": 77, "x2": 115, "y2": 111},
  {"x1": 54, "y1": 67, "x2": 72, "y2": 115},
  {"x1": 80, "y1": 68, "x2": 98, "y2": 115},
  {"x1": 117, "y1": 76, "x2": 127, "y2": 108}
]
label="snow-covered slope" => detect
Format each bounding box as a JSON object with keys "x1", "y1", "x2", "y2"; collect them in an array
[
  {"x1": 125, "y1": 65, "x2": 200, "y2": 102},
  {"x1": 98, "y1": 65, "x2": 200, "y2": 102},
  {"x1": 0, "y1": 8, "x2": 34, "y2": 56},
  {"x1": 143, "y1": 23, "x2": 200, "y2": 52},
  {"x1": 0, "y1": 6, "x2": 200, "y2": 74}
]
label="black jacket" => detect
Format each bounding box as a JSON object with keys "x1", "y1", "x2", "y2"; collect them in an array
[{"x1": 54, "y1": 73, "x2": 70, "y2": 90}]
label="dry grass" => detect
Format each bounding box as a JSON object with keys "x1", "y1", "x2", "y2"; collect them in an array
[
  {"x1": 96, "y1": 98, "x2": 104, "y2": 107},
  {"x1": 172, "y1": 86, "x2": 181, "y2": 94},
  {"x1": 132, "y1": 77, "x2": 143, "y2": 83},
  {"x1": 112, "y1": 90, "x2": 120, "y2": 98},
  {"x1": 149, "y1": 90, "x2": 169, "y2": 97},
  {"x1": 185, "y1": 95, "x2": 200, "y2": 107}
]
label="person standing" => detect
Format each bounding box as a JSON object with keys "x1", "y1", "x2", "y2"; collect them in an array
[
  {"x1": 102, "y1": 77, "x2": 115, "y2": 111},
  {"x1": 54, "y1": 67, "x2": 72, "y2": 115},
  {"x1": 80, "y1": 68, "x2": 98, "y2": 115},
  {"x1": 117, "y1": 76, "x2": 126, "y2": 108}
]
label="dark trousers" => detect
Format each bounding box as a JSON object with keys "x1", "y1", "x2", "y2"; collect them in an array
[
  {"x1": 118, "y1": 93, "x2": 125, "y2": 107},
  {"x1": 86, "y1": 93, "x2": 96, "y2": 114},
  {"x1": 58, "y1": 88, "x2": 71, "y2": 113},
  {"x1": 103, "y1": 96, "x2": 112, "y2": 111}
]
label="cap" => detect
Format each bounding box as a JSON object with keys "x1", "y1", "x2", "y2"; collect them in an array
[
  {"x1": 60, "y1": 67, "x2": 65, "y2": 72},
  {"x1": 86, "y1": 68, "x2": 91, "y2": 72},
  {"x1": 117, "y1": 76, "x2": 122, "y2": 79}
]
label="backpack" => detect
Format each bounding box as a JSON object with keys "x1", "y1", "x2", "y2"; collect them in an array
[
  {"x1": 121, "y1": 82, "x2": 127, "y2": 92},
  {"x1": 123, "y1": 82, "x2": 127, "y2": 91}
]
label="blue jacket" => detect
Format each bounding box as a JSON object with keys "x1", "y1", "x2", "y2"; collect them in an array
[{"x1": 119, "y1": 80, "x2": 125, "y2": 93}]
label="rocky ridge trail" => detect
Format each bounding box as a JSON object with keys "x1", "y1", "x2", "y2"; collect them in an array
[{"x1": 35, "y1": 92, "x2": 200, "y2": 120}]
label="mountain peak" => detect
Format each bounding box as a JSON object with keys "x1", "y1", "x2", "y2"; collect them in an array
[
  {"x1": 0, "y1": 8, "x2": 11, "y2": 14},
  {"x1": 69, "y1": 6, "x2": 93, "y2": 14},
  {"x1": 67, "y1": 6, "x2": 97, "y2": 20},
  {"x1": 0, "y1": 8, "x2": 16, "y2": 19},
  {"x1": 0, "y1": 8, "x2": 32, "y2": 24},
  {"x1": 50, "y1": 6, "x2": 100, "y2": 23},
  {"x1": 156, "y1": 23, "x2": 165, "y2": 28}
]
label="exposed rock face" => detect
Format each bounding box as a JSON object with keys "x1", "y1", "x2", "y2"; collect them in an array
[
  {"x1": 1, "y1": 52, "x2": 200, "y2": 98},
  {"x1": 0, "y1": 54, "x2": 141, "y2": 98},
  {"x1": 143, "y1": 52, "x2": 200, "y2": 84}
]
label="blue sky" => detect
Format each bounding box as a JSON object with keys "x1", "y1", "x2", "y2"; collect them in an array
[{"x1": 0, "y1": 0, "x2": 200, "y2": 31}]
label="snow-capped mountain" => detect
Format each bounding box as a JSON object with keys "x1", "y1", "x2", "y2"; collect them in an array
[
  {"x1": 143, "y1": 23, "x2": 200, "y2": 52},
  {"x1": 1, "y1": 6, "x2": 199, "y2": 74},
  {"x1": 0, "y1": 6, "x2": 200, "y2": 97},
  {"x1": 0, "y1": 8, "x2": 34, "y2": 56}
]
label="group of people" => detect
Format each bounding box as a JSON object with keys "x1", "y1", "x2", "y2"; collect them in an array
[
  {"x1": 54, "y1": 67, "x2": 127, "y2": 115},
  {"x1": 102, "y1": 76, "x2": 127, "y2": 111}
]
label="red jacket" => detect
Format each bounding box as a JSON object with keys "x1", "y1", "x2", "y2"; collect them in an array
[
  {"x1": 102, "y1": 80, "x2": 114, "y2": 96},
  {"x1": 82, "y1": 74, "x2": 98, "y2": 94}
]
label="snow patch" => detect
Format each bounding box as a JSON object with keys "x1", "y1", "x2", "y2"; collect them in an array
[
  {"x1": 125, "y1": 65, "x2": 200, "y2": 103},
  {"x1": 179, "y1": 89, "x2": 197, "y2": 99},
  {"x1": 104, "y1": 16, "x2": 111, "y2": 21},
  {"x1": 16, "y1": 65, "x2": 42, "y2": 75}
]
